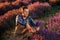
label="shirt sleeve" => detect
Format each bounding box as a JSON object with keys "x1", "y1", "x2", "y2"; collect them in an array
[
  {"x1": 28, "y1": 16, "x2": 36, "y2": 27},
  {"x1": 18, "y1": 15, "x2": 26, "y2": 26}
]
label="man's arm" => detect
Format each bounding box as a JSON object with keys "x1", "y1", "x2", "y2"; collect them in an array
[
  {"x1": 13, "y1": 15, "x2": 18, "y2": 35},
  {"x1": 26, "y1": 20, "x2": 35, "y2": 33},
  {"x1": 16, "y1": 15, "x2": 18, "y2": 25},
  {"x1": 28, "y1": 17, "x2": 40, "y2": 32},
  {"x1": 28, "y1": 16, "x2": 36, "y2": 27}
]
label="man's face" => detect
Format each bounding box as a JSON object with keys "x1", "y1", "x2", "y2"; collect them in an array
[{"x1": 22, "y1": 9, "x2": 29, "y2": 17}]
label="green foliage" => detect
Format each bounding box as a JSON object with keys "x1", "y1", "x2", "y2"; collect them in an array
[{"x1": 41, "y1": 5, "x2": 60, "y2": 20}]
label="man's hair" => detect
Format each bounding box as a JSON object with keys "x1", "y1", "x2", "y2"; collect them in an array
[{"x1": 23, "y1": 6, "x2": 28, "y2": 10}]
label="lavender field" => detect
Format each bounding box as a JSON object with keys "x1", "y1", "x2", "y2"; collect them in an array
[{"x1": 0, "y1": 0, "x2": 60, "y2": 40}]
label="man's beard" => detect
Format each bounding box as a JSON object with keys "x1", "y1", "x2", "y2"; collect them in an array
[
  {"x1": 23, "y1": 15, "x2": 28, "y2": 17},
  {"x1": 23, "y1": 16, "x2": 27, "y2": 18}
]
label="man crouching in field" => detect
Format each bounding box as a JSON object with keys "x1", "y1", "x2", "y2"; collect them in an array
[{"x1": 14, "y1": 6, "x2": 40, "y2": 36}]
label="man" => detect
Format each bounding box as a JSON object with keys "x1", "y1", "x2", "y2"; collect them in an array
[{"x1": 15, "y1": 6, "x2": 37, "y2": 35}]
